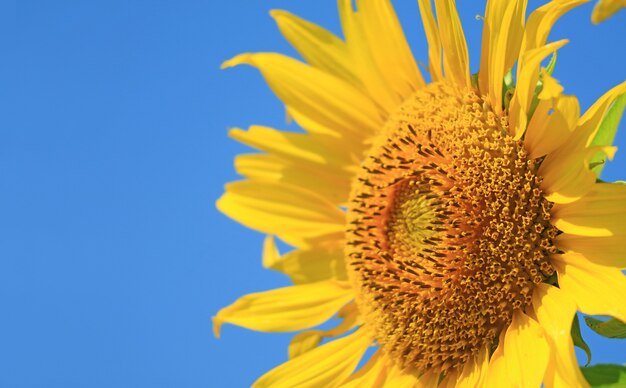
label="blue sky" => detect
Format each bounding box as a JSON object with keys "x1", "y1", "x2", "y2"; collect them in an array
[{"x1": 1, "y1": 1, "x2": 625, "y2": 387}]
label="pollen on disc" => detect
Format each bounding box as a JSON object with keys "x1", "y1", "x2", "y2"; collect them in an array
[{"x1": 345, "y1": 83, "x2": 558, "y2": 374}]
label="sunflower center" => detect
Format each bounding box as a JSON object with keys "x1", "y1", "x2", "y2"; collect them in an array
[{"x1": 345, "y1": 83, "x2": 557, "y2": 374}]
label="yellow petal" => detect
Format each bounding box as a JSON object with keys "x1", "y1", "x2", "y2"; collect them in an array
[
  {"x1": 502, "y1": 310, "x2": 550, "y2": 388},
  {"x1": 383, "y1": 363, "x2": 421, "y2": 387},
  {"x1": 234, "y1": 153, "x2": 284, "y2": 181},
  {"x1": 265, "y1": 244, "x2": 348, "y2": 284},
  {"x1": 340, "y1": 351, "x2": 387, "y2": 388},
  {"x1": 552, "y1": 182, "x2": 626, "y2": 237},
  {"x1": 455, "y1": 346, "x2": 489, "y2": 388},
  {"x1": 538, "y1": 70, "x2": 564, "y2": 101},
  {"x1": 233, "y1": 153, "x2": 354, "y2": 206},
  {"x1": 525, "y1": 94, "x2": 579, "y2": 159},
  {"x1": 288, "y1": 330, "x2": 324, "y2": 359},
  {"x1": 553, "y1": 252, "x2": 626, "y2": 322},
  {"x1": 540, "y1": 145, "x2": 616, "y2": 204},
  {"x1": 576, "y1": 81, "x2": 626, "y2": 148},
  {"x1": 509, "y1": 40, "x2": 568, "y2": 138},
  {"x1": 270, "y1": 10, "x2": 359, "y2": 86},
  {"x1": 217, "y1": 180, "x2": 345, "y2": 247},
  {"x1": 230, "y1": 126, "x2": 354, "y2": 170},
  {"x1": 355, "y1": 0, "x2": 426, "y2": 94},
  {"x1": 289, "y1": 303, "x2": 360, "y2": 359},
  {"x1": 592, "y1": 0, "x2": 626, "y2": 23},
  {"x1": 532, "y1": 283, "x2": 590, "y2": 388},
  {"x1": 434, "y1": 0, "x2": 470, "y2": 87},
  {"x1": 439, "y1": 369, "x2": 458, "y2": 388},
  {"x1": 230, "y1": 125, "x2": 356, "y2": 203},
  {"x1": 512, "y1": 0, "x2": 585, "y2": 138},
  {"x1": 539, "y1": 82, "x2": 626, "y2": 201},
  {"x1": 416, "y1": 371, "x2": 440, "y2": 387},
  {"x1": 417, "y1": 0, "x2": 443, "y2": 82},
  {"x1": 486, "y1": 0, "x2": 516, "y2": 112},
  {"x1": 483, "y1": 332, "x2": 509, "y2": 387},
  {"x1": 557, "y1": 233, "x2": 626, "y2": 268},
  {"x1": 479, "y1": 0, "x2": 527, "y2": 113},
  {"x1": 213, "y1": 280, "x2": 354, "y2": 336},
  {"x1": 253, "y1": 326, "x2": 372, "y2": 388},
  {"x1": 521, "y1": 0, "x2": 587, "y2": 54},
  {"x1": 262, "y1": 235, "x2": 281, "y2": 268},
  {"x1": 337, "y1": 0, "x2": 401, "y2": 113},
  {"x1": 501, "y1": 0, "x2": 527, "y2": 78},
  {"x1": 477, "y1": 0, "x2": 498, "y2": 97},
  {"x1": 222, "y1": 53, "x2": 383, "y2": 139}
]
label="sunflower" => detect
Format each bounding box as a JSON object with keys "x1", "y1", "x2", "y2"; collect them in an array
[{"x1": 214, "y1": 0, "x2": 626, "y2": 386}]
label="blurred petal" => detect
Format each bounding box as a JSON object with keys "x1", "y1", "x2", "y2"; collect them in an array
[
  {"x1": 288, "y1": 303, "x2": 359, "y2": 359},
  {"x1": 230, "y1": 126, "x2": 356, "y2": 204},
  {"x1": 339, "y1": 351, "x2": 387, "y2": 387},
  {"x1": 383, "y1": 363, "x2": 421, "y2": 387},
  {"x1": 233, "y1": 153, "x2": 355, "y2": 206},
  {"x1": 271, "y1": 10, "x2": 359, "y2": 85},
  {"x1": 222, "y1": 53, "x2": 383, "y2": 139},
  {"x1": 591, "y1": 0, "x2": 626, "y2": 23},
  {"x1": 217, "y1": 180, "x2": 345, "y2": 247},
  {"x1": 264, "y1": 238, "x2": 348, "y2": 284}
]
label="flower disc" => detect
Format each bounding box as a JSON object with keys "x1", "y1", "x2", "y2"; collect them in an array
[{"x1": 346, "y1": 83, "x2": 558, "y2": 374}]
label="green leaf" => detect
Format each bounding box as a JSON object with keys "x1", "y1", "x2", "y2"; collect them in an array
[
  {"x1": 545, "y1": 50, "x2": 557, "y2": 75},
  {"x1": 471, "y1": 72, "x2": 479, "y2": 90},
  {"x1": 589, "y1": 93, "x2": 626, "y2": 177},
  {"x1": 502, "y1": 70, "x2": 515, "y2": 110},
  {"x1": 572, "y1": 314, "x2": 592, "y2": 366},
  {"x1": 544, "y1": 271, "x2": 558, "y2": 285},
  {"x1": 581, "y1": 364, "x2": 626, "y2": 387},
  {"x1": 504, "y1": 69, "x2": 514, "y2": 89},
  {"x1": 584, "y1": 316, "x2": 626, "y2": 339}
]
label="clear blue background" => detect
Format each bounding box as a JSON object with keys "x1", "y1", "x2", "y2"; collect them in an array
[{"x1": 1, "y1": 1, "x2": 624, "y2": 387}]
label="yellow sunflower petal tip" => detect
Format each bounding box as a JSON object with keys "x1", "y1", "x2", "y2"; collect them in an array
[
  {"x1": 220, "y1": 53, "x2": 254, "y2": 70},
  {"x1": 539, "y1": 70, "x2": 564, "y2": 101},
  {"x1": 592, "y1": 0, "x2": 626, "y2": 23},
  {"x1": 262, "y1": 235, "x2": 280, "y2": 268},
  {"x1": 611, "y1": 147, "x2": 619, "y2": 158},
  {"x1": 212, "y1": 316, "x2": 223, "y2": 339},
  {"x1": 604, "y1": 145, "x2": 618, "y2": 160},
  {"x1": 269, "y1": 9, "x2": 288, "y2": 19}
]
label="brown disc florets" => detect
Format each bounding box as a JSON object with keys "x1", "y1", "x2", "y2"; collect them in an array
[{"x1": 345, "y1": 83, "x2": 558, "y2": 374}]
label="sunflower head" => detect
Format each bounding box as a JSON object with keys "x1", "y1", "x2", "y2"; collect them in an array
[
  {"x1": 215, "y1": 0, "x2": 626, "y2": 386},
  {"x1": 346, "y1": 82, "x2": 558, "y2": 374}
]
